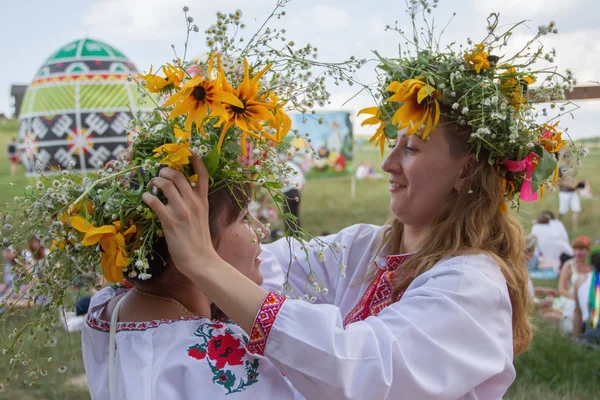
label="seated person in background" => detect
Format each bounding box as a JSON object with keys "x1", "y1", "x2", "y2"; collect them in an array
[
  {"x1": 553, "y1": 236, "x2": 593, "y2": 335},
  {"x1": 573, "y1": 246, "x2": 600, "y2": 346},
  {"x1": 1, "y1": 244, "x2": 18, "y2": 295},
  {"x1": 540, "y1": 210, "x2": 569, "y2": 243},
  {"x1": 531, "y1": 212, "x2": 573, "y2": 272},
  {"x1": 355, "y1": 162, "x2": 370, "y2": 180},
  {"x1": 1, "y1": 244, "x2": 34, "y2": 310},
  {"x1": 524, "y1": 235, "x2": 553, "y2": 271}
]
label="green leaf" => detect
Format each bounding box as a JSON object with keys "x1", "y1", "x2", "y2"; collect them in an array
[
  {"x1": 532, "y1": 149, "x2": 557, "y2": 183},
  {"x1": 100, "y1": 188, "x2": 114, "y2": 203},
  {"x1": 283, "y1": 212, "x2": 298, "y2": 221},
  {"x1": 384, "y1": 124, "x2": 399, "y2": 139},
  {"x1": 263, "y1": 181, "x2": 282, "y2": 189},
  {"x1": 224, "y1": 141, "x2": 242, "y2": 157},
  {"x1": 203, "y1": 148, "x2": 220, "y2": 176}
]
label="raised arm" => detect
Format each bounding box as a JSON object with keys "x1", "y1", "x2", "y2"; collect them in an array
[{"x1": 246, "y1": 256, "x2": 514, "y2": 399}]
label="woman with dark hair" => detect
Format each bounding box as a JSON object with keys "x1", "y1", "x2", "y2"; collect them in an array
[{"x1": 81, "y1": 183, "x2": 297, "y2": 399}]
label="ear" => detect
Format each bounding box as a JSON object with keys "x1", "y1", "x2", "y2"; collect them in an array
[{"x1": 453, "y1": 154, "x2": 476, "y2": 192}]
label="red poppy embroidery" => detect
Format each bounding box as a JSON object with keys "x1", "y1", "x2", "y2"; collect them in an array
[
  {"x1": 187, "y1": 322, "x2": 260, "y2": 394},
  {"x1": 187, "y1": 345, "x2": 207, "y2": 360},
  {"x1": 207, "y1": 334, "x2": 247, "y2": 369}
]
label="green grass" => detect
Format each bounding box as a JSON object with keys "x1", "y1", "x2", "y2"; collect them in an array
[{"x1": 0, "y1": 119, "x2": 599, "y2": 398}]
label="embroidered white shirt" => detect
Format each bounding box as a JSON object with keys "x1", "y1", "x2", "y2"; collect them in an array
[
  {"x1": 81, "y1": 286, "x2": 298, "y2": 399},
  {"x1": 259, "y1": 223, "x2": 516, "y2": 400}
]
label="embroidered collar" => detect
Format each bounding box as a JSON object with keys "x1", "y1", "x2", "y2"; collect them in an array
[{"x1": 385, "y1": 254, "x2": 413, "y2": 271}]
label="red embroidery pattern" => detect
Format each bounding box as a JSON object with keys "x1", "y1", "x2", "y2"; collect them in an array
[
  {"x1": 247, "y1": 292, "x2": 286, "y2": 356},
  {"x1": 343, "y1": 254, "x2": 411, "y2": 327},
  {"x1": 187, "y1": 322, "x2": 260, "y2": 394},
  {"x1": 86, "y1": 313, "x2": 207, "y2": 333}
]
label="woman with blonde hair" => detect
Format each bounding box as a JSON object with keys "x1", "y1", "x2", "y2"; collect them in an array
[{"x1": 143, "y1": 8, "x2": 577, "y2": 400}]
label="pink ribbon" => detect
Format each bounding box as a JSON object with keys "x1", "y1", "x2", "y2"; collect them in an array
[{"x1": 503, "y1": 153, "x2": 538, "y2": 202}]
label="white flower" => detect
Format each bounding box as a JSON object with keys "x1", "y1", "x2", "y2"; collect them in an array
[
  {"x1": 475, "y1": 127, "x2": 491, "y2": 136},
  {"x1": 322, "y1": 287, "x2": 329, "y2": 295},
  {"x1": 317, "y1": 251, "x2": 325, "y2": 261},
  {"x1": 310, "y1": 296, "x2": 317, "y2": 303},
  {"x1": 461, "y1": 107, "x2": 469, "y2": 115},
  {"x1": 257, "y1": 177, "x2": 266, "y2": 185},
  {"x1": 452, "y1": 103, "x2": 459, "y2": 110},
  {"x1": 138, "y1": 273, "x2": 152, "y2": 280},
  {"x1": 58, "y1": 366, "x2": 68, "y2": 374}
]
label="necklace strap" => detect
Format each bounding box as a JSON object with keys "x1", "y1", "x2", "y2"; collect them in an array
[{"x1": 131, "y1": 288, "x2": 196, "y2": 317}]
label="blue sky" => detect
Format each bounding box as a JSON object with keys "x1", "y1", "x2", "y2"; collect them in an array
[{"x1": 2, "y1": 0, "x2": 599, "y2": 138}]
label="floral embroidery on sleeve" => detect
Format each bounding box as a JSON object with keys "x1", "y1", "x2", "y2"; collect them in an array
[{"x1": 187, "y1": 322, "x2": 260, "y2": 395}]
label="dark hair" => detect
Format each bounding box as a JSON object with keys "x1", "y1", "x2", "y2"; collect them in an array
[
  {"x1": 590, "y1": 251, "x2": 600, "y2": 271},
  {"x1": 536, "y1": 214, "x2": 550, "y2": 224},
  {"x1": 541, "y1": 210, "x2": 555, "y2": 220},
  {"x1": 129, "y1": 183, "x2": 251, "y2": 283}
]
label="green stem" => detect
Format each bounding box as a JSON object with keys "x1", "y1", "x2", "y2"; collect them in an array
[{"x1": 72, "y1": 165, "x2": 140, "y2": 206}]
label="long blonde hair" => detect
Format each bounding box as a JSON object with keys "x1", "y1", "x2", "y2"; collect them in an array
[{"x1": 382, "y1": 125, "x2": 533, "y2": 355}]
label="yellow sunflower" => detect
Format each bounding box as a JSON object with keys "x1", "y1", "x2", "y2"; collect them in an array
[
  {"x1": 70, "y1": 217, "x2": 137, "y2": 283},
  {"x1": 539, "y1": 122, "x2": 567, "y2": 154},
  {"x1": 138, "y1": 63, "x2": 184, "y2": 93},
  {"x1": 387, "y1": 77, "x2": 440, "y2": 140},
  {"x1": 464, "y1": 44, "x2": 491, "y2": 74},
  {"x1": 152, "y1": 125, "x2": 193, "y2": 170},
  {"x1": 500, "y1": 67, "x2": 535, "y2": 111},
  {"x1": 164, "y1": 53, "x2": 243, "y2": 134},
  {"x1": 217, "y1": 58, "x2": 276, "y2": 154},
  {"x1": 265, "y1": 93, "x2": 292, "y2": 142},
  {"x1": 358, "y1": 107, "x2": 387, "y2": 156}
]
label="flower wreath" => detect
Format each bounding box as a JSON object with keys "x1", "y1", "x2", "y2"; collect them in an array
[
  {"x1": 359, "y1": 0, "x2": 583, "y2": 209},
  {"x1": 0, "y1": 2, "x2": 361, "y2": 388}
]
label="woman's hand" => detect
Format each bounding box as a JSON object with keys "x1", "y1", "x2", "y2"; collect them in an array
[
  {"x1": 142, "y1": 154, "x2": 221, "y2": 280},
  {"x1": 142, "y1": 154, "x2": 268, "y2": 333}
]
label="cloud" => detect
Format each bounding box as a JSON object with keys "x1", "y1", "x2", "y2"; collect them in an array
[
  {"x1": 474, "y1": 0, "x2": 579, "y2": 19},
  {"x1": 311, "y1": 5, "x2": 351, "y2": 30},
  {"x1": 81, "y1": 0, "x2": 272, "y2": 43}
]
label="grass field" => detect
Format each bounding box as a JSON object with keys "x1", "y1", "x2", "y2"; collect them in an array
[{"x1": 0, "y1": 118, "x2": 599, "y2": 398}]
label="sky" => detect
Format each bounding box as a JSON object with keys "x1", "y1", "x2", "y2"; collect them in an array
[{"x1": 1, "y1": 0, "x2": 599, "y2": 139}]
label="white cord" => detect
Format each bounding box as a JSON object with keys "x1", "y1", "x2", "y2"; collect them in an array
[{"x1": 109, "y1": 292, "x2": 129, "y2": 400}]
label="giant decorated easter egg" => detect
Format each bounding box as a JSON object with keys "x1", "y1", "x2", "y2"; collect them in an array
[{"x1": 18, "y1": 38, "x2": 152, "y2": 174}]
